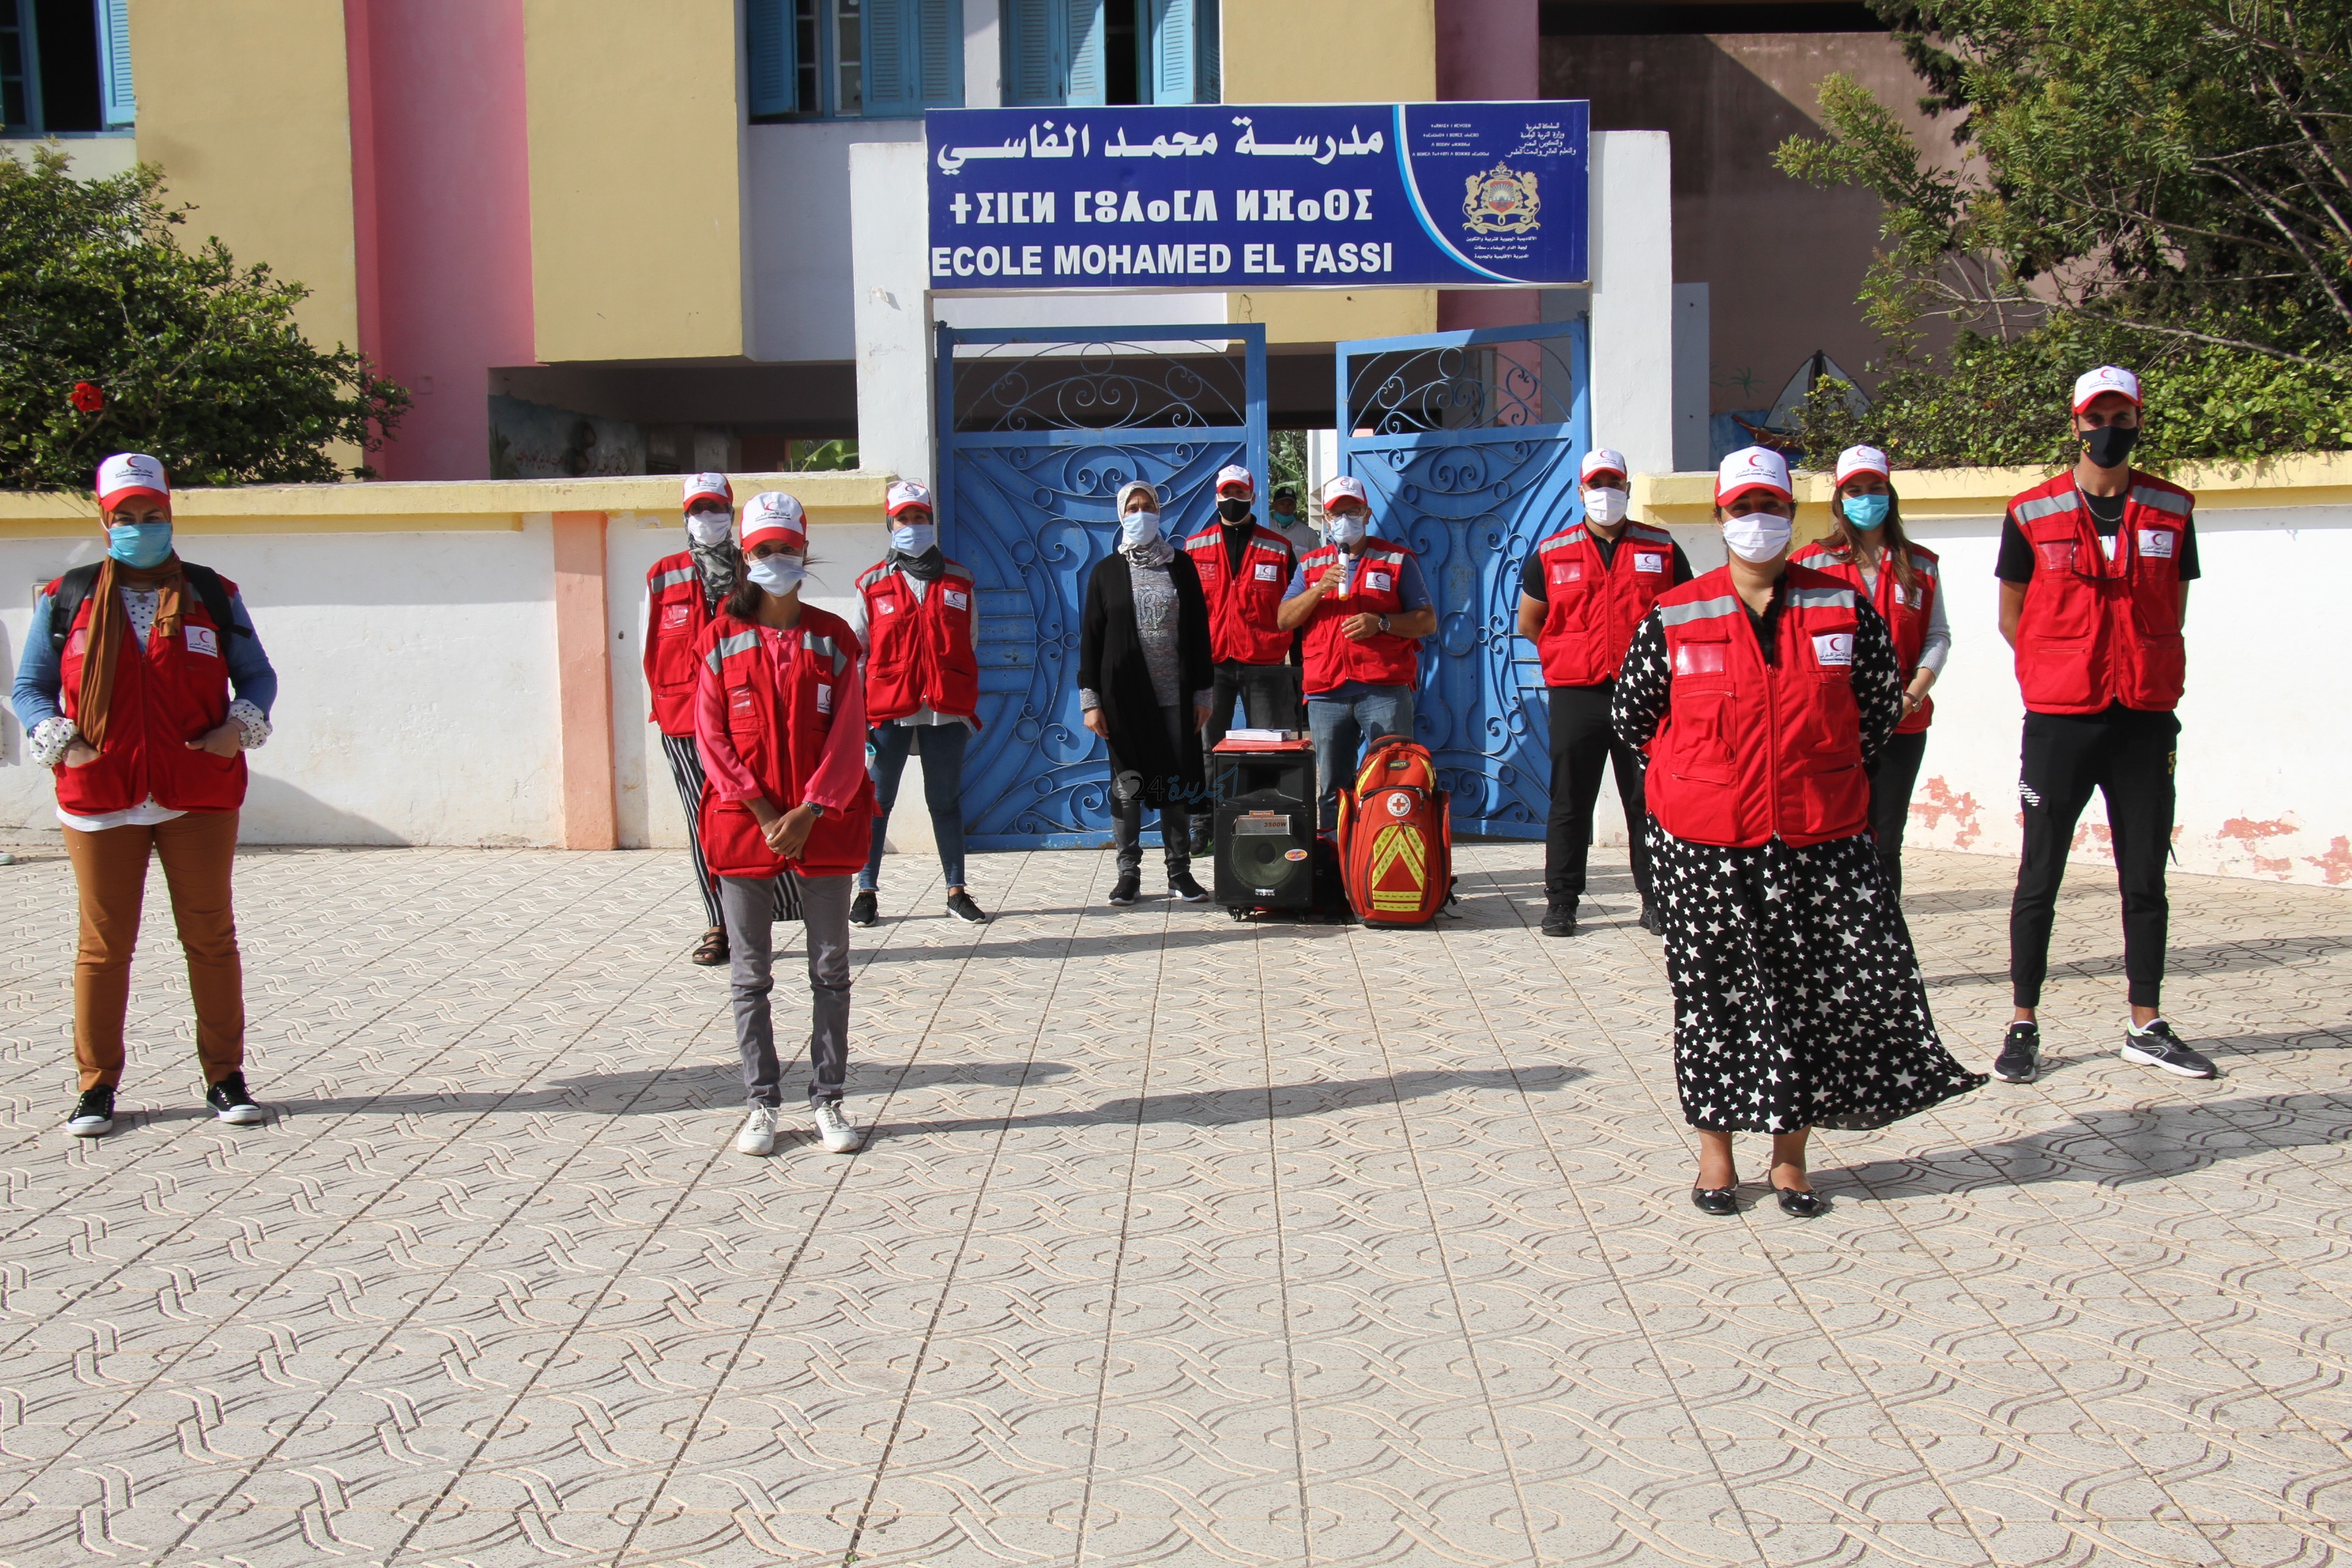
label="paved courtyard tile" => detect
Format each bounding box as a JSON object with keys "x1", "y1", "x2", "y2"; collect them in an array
[{"x1": 0, "y1": 840, "x2": 2347, "y2": 1567}]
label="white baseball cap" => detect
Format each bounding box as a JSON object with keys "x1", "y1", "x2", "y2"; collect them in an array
[
  {"x1": 1215, "y1": 463, "x2": 1255, "y2": 497},
  {"x1": 2072, "y1": 365, "x2": 2141, "y2": 413},
  {"x1": 1322, "y1": 475, "x2": 1369, "y2": 510},
  {"x1": 682, "y1": 472, "x2": 732, "y2": 512},
  {"x1": 96, "y1": 452, "x2": 168, "y2": 510},
  {"x1": 886, "y1": 479, "x2": 933, "y2": 517},
  {"x1": 741, "y1": 491, "x2": 807, "y2": 551},
  {"x1": 1716, "y1": 446, "x2": 1792, "y2": 505},
  {"x1": 1833, "y1": 445, "x2": 1891, "y2": 487},
  {"x1": 1580, "y1": 448, "x2": 1629, "y2": 485}
]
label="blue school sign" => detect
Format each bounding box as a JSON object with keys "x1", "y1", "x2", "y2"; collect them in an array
[{"x1": 924, "y1": 101, "x2": 1588, "y2": 291}]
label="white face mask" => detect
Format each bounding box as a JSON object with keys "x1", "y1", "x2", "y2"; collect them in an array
[
  {"x1": 1581, "y1": 487, "x2": 1629, "y2": 527},
  {"x1": 891, "y1": 521, "x2": 936, "y2": 555},
  {"x1": 1721, "y1": 510, "x2": 1793, "y2": 564},
  {"x1": 1325, "y1": 512, "x2": 1367, "y2": 547},
  {"x1": 746, "y1": 554, "x2": 806, "y2": 594},
  {"x1": 1120, "y1": 508, "x2": 1162, "y2": 547},
  {"x1": 685, "y1": 510, "x2": 733, "y2": 547}
]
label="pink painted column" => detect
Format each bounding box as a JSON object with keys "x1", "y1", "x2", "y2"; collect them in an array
[
  {"x1": 344, "y1": 0, "x2": 535, "y2": 480},
  {"x1": 1435, "y1": 0, "x2": 1543, "y2": 333},
  {"x1": 552, "y1": 512, "x2": 619, "y2": 850}
]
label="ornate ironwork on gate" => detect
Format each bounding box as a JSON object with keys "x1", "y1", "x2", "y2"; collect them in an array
[
  {"x1": 937, "y1": 324, "x2": 1270, "y2": 848},
  {"x1": 1336, "y1": 320, "x2": 1590, "y2": 838}
]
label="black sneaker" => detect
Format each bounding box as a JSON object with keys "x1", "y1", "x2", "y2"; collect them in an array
[
  {"x1": 2121, "y1": 1017, "x2": 2218, "y2": 1080},
  {"x1": 1169, "y1": 870, "x2": 1210, "y2": 903},
  {"x1": 1109, "y1": 871, "x2": 1141, "y2": 906},
  {"x1": 1639, "y1": 902, "x2": 1665, "y2": 936},
  {"x1": 206, "y1": 1072, "x2": 264, "y2": 1125},
  {"x1": 1188, "y1": 826, "x2": 1213, "y2": 858},
  {"x1": 849, "y1": 889, "x2": 879, "y2": 927},
  {"x1": 1540, "y1": 900, "x2": 1576, "y2": 938},
  {"x1": 1992, "y1": 1022, "x2": 2040, "y2": 1083},
  {"x1": 67, "y1": 1086, "x2": 114, "y2": 1138},
  {"x1": 945, "y1": 891, "x2": 989, "y2": 925}
]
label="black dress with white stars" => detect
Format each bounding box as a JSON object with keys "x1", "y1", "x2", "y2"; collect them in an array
[{"x1": 1612, "y1": 586, "x2": 1986, "y2": 1134}]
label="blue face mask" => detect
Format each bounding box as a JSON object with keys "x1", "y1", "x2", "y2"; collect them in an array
[
  {"x1": 107, "y1": 521, "x2": 174, "y2": 568},
  {"x1": 1842, "y1": 493, "x2": 1891, "y2": 531}
]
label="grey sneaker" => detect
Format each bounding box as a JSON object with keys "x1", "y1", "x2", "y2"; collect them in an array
[
  {"x1": 1992, "y1": 1022, "x2": 2040, "y2": 1083},
  {"x1": 67, "y1": 1086, "x2": 114, "y2": 1138},
  {"x1": 813, "y1": 1099, "x2": 862, "y2": 1154},
  {"x1": 2121, "y1": 1018, "x2": 2217, "y2": 1079}
]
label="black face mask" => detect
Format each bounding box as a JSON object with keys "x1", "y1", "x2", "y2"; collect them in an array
[
  {"x1": 1217, "y1": 497, "x2": 1253, "y2": 523},
  {"x1": 2082, "y1": 423, "x2": 2139, "y2": 470}
]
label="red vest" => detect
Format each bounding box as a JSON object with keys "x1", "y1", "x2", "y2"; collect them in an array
[
  {"x1": 51, "y1": 572, "x2": 246, "y2": 816},
  {"x1": 2007, "y1": 471, "x2": 2191, "y2": 714},
  {"x1": 857, "y1": 558, "x2": 983, "y2": 726},
  {"x1": 643, "y1": 551, "x2": 716, "y2": 737},
  {"x1": 695, "y1": 606, "x2": 878, "y2": 879},
  {"x1": 1182, "y1": 523, "x2": 1293, "y2": 666},
  {"x1": 1644, "y1": 565, "x2": 1872, "y2": 849},
  {"x1": 1298, "y1": 540, "x2": 1422, "y2": 696},
  {"x1": 1791, "y1": 540, "x2": 1940, "y2": 734},
  {"x1": 1533, "y1": 521, "x2": 1677, "y2": 686}
]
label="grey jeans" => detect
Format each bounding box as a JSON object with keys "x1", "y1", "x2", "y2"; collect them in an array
[
  {"x1": 721, "y1": 871, "x2": 852, "y2": 1107},
  {"x1": 1110, "y1": 704, "x2": 1192, "y2": 877}
]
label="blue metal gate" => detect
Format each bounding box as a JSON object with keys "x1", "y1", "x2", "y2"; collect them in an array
[
  {"x1": 937, "y1": 323, "x2": 1269, "y2": 848},
  {"x1": 1335, "y1": 319, "x2": 1590, "y2": 838}
]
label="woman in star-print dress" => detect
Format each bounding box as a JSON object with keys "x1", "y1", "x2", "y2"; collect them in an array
[{"x1": 1612, "y1": 447, "x2": 1984, "y2": 1217}]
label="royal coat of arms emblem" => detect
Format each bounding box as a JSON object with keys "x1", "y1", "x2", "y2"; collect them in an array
[{"x1": 1462, "y1": 163, "x2": 1540, "y2": 235}]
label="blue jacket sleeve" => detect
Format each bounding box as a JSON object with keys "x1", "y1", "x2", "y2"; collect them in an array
[
  {"x1": 1397, "y1": 553, "x2": 1433, "y2": 613},
  {"x1": 14, "y1": 594, "x2": 63, "y2": 734},
  {"x1": 222, "y1": 591, "x2": 278, "y2": 718}
]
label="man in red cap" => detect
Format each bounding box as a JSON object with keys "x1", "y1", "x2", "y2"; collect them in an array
[
  {"x1": 1994, "y1": 366, "x2": 2212, "y2": 1084},
  {"x1": 1179, "y1": 463, "x2": 1298, "y2": 853}
]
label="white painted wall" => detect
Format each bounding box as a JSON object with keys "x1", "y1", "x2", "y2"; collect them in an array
[
  {"x1": 747, "y1": 120, "x2": 926, "y2": 363},
  {"x1": 1586, "y1": 131, "x2": 1676, "y2": 476}
]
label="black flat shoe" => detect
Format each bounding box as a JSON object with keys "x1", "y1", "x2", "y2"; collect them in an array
[
  {"x1": 1774, "y1": 1185, "x2": 1825, "y2": 1218},
  {"x1": 1690, "y1": 1185, "x2": 1739, "y2": 1215}
]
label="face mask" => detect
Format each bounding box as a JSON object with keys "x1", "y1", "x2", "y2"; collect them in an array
[
  {"x1": 1325, "y1": 512, "x2": 1367, "y2": 547},
  {"x1": 1581, "y1": 487, "x2": 1629, "y2": 527},
  {"x1": 685, "y1": 510, "x2": 733, "y2": 547},
  {"x1": 107, "y1": 521, "x2": 173, "y2": 569},
  {"x1": 1721, "y1": 510, "x2": 1793, "y2": 564},
  {"x1": 1217, "y1": 497, "x2": 1252, "y2": 523},
  {"x1": 2082, "y1": 424, "x2": 2139, "y2": 469},
  {"x1": 1842, "y1": 493, "x2": 1891, "y2": 531},
  {"x1": 746, "y1": 555, "x2": 805, "y2": 595},
  {"x1": 891, "y1": 521, "x2": 936, "y2": 555},
  {"x1": 1120, "y1": 508, "x2": 1162, "y2": 548}
]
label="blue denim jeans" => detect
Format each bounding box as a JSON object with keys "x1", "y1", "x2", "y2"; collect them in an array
[
  {"x1": 1307, "y1": 685, "x2": 1415, "y2": 830},
  {"x1": 860, "y1": 721, "x2": 970, "y2": 892}
]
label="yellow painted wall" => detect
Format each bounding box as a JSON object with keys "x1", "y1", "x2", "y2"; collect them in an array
[
  {"x1": 523, "y1": 0, "x2": 746, "y2": 363},
  {"x1": 128, "y1": 0, "x2": 360, "y2": 356},
  {"x1": 1220, "y1": 0, "x2": 1437, "y2": 344}
]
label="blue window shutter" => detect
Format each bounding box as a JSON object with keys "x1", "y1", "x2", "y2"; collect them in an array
[
  {"x1": 95, "y1": 0, "x2": 135, "y2": 127},
  {"x1": 1195, "y1": 0, "x2": 1218, "y2": 103},
  {"x1": 1002, "y1": 0, "x2": 1056, "y2": 105},
  {"x1": 865, "y1": 0, "x2": 913, "y2": 116},
  {"x1": 746, "y1": 0, "x2": 794, "y2": 116},
  {"x1": 1063, "y1": 0, "x2": 1104, "y2": 106},
  {"x1": 917, "y1": 0, "x2": 960, "y2": 106},
  {"x1": 1146, "y1": 0, "x2": 1191, "y2": 104}
]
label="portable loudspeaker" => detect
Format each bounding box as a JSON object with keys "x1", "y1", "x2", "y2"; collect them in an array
[{"x1": 1210, "y1": 742, "x2": 1317, "y2": 909}]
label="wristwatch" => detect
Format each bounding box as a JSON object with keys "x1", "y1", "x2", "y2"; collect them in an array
[
  {"x1": 807, "y1": 802, "x2": 826, "y2": 819},
  {"x1": 1377, "y1": 614, "x2": 1392, "y2": 634}
]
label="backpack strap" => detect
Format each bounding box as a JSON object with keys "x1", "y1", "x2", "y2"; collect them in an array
[
  {"x1": 47, "y1": 561, "x2": 247, "y2": 653},
  {"x1": 182, "y1": 563, "x2": 248, "y2": 642}
]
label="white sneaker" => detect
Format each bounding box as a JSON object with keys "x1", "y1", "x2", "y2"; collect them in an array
[
  {"x1": 735, "y1": 1104, "x2": 779, "y2": 1156},
  {"x1": 813, "y1": 1099, "x2": 862, "y2": 1154}
]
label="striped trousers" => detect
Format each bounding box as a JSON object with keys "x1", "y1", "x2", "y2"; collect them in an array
[{"x1": 659, "y1": 732, "x2": 802, "y2": 928}]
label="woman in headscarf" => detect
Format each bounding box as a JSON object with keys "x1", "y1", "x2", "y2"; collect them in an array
[
  {"x1": 1611, "y1": 447, "x2": 1983, "y2": 1218},
  {"x1": 12, "y1": 454, "x2": 279, "y2": 1137},
  {"x1": 1078, "y1": 480, "x2": 1214, "y2": 907}
]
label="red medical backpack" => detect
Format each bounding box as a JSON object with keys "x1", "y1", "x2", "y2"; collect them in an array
[{"x1": 1336, "y1": 738, "x2": 1454, "y2": 926}]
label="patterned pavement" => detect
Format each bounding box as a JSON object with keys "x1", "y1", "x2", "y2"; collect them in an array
[{"x1": 0, "y1": 838, "x2": 2347, "y2": 1568}]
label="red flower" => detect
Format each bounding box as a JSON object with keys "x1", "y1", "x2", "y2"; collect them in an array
[{"x1": 69, "y1": 382, "x2": 104, "y2": 414}]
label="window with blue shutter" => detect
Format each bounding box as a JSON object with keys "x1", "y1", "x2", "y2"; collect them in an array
[
  {"x1": 1145, "y1": 0, "x2": 1214, "y2": 104},
  {"x1": 95, "y1": 0, "x2": 132, "y2": 126},
  {"x1": 746, "y1": 0, "x2": 957, "y2": 120},
  {"x1": 1001, "y1": 0, "x2": 1105, "y2": 108},
  {"x1": 746, "y1": 0, "x2": 795, "y2": 118}
]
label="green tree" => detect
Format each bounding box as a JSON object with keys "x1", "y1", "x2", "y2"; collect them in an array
[
  {"x1": 1774, "y1": 0, "x2": 2352, "y2": 466},
  {"x1": 0, "y1": 147, "x2": 407, "y2": 492}
]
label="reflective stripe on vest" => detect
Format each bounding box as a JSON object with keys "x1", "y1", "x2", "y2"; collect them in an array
[{"x1": 2007, "y1": 472, "x2": 2191, "y2": 713}]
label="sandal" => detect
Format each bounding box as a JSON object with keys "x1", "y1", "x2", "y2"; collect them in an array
[{"x1": 691, "y1": 927, "x2": 730, "y2": 966}]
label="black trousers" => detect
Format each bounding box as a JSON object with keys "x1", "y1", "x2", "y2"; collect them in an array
[
  {"x1": 1865, "y1": 729, "x2": 1929, "y2": 899},
  {"x1": 2008, "y1": 705, "x2": 2179, "y2": 1011},
  {"x1": 1545, "y1": 683, "x2": 1654, "y2": 907}
]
